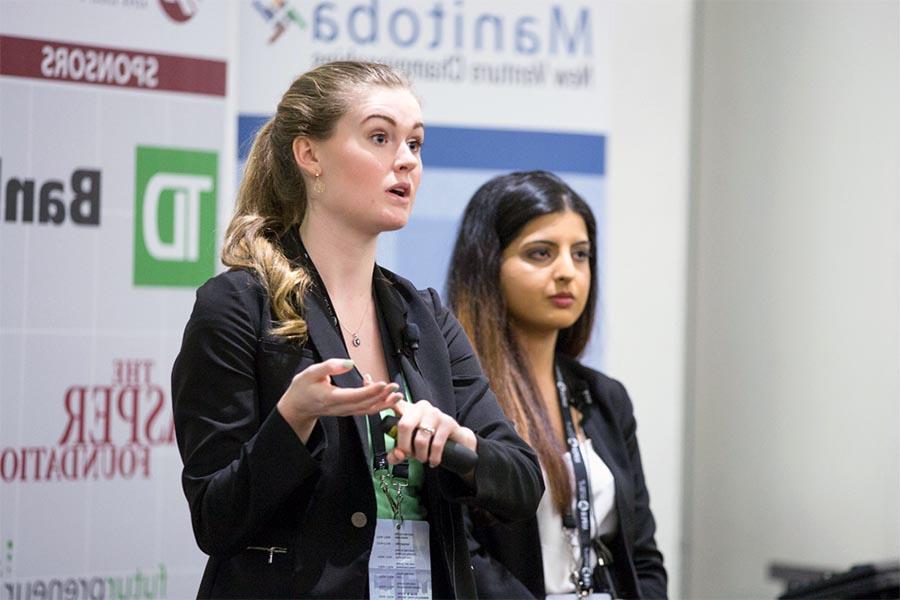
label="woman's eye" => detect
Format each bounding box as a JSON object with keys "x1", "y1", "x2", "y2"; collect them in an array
[
  {"x1": 574, "y1": 249, "x2": 591, "y2": 262},
  {"x1": 371, "y1": 133, "x2": 387, "y2": 144},
  {"x1": 526, "y1": 247, "x2": 551, "y2": 261},
  {"x1": 407, "y1": 139, "x2": 423, "y2": 153}
]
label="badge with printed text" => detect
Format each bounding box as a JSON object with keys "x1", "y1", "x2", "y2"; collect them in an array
[{"x1": 369, "y1": 518, "x2": 432, "y2": 599}]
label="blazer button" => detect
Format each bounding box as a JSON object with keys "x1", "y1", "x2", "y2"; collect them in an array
[{"x1": 351, "y1": 512, "x2": 368, "y2": 528}]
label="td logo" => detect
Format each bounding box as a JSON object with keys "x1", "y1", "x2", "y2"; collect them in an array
[{"x1": 134, "y1": 146, "x2": 217, "y2": 287}]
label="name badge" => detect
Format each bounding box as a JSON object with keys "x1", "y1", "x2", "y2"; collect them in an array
[{"x1": 369, "y1": 518, "x2": 432, "y2": 599}]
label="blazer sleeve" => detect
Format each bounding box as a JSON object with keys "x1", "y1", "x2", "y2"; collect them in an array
[
  {"x1": 171, "y1": 272, "x2": 321, "y2": 557},
  {"x1": 464, "y1": 508, "x2": 542, "y2": 599},
  {"x1": 424, "y1": 287, "x2": 544, "y2": 523},
  {"x1": 610, "y1": 378, "x2": 668, "y2": 598}
]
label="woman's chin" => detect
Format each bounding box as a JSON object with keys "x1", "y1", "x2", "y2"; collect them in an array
[
  {"x1": 377, "y1": 211, "x2": 411, "y2": 232},
  {"x1": 382, "y1": 220, "x2": 408, "y2": 232}
]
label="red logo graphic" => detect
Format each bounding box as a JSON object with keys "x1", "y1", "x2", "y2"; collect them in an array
[
  {"x1": 159, "y1": 0, "x2": 199, "y2": 23},
  {"x1": 0, "y1": 359, "x2": 176, "y2": 484}
]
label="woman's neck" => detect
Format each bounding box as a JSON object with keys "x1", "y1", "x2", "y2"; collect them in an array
[
  {"x1": 514, "y1": 326, "x2": 559, "y2": 391},
  {"x1": 299, "y1": 213, "x2": 377, "y2": 299},
  {"x1": 514, "y1": 325, "x2": 558, "y2": 379},
  {"x1": 513, "y1": 325, "x2": 567, "y2": 441}
]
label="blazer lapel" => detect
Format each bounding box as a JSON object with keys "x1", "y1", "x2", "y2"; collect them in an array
[
  {"x1": 372, "y1": 270, "x2": 432, "y2": 407},
  {"x1": 562, "y1": 362, "x2": 635, "y2": 533},
  {"x1": 303, "y1": 290, "x2": 369, "y2": 453},
  {"x1": 579, "y1": 400, "x2": 637, "y2": 549},
  {"x1": 398, "y1": 352, "x2": 431, "y2": 407}
]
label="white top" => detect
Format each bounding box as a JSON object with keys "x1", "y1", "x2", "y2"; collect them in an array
[{"x1": 537, "y1": 438, "x2": 618, "y2": 595}]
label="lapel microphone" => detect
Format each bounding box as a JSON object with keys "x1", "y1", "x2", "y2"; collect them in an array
[
  {"x1": 401, "y1": 323, "x2": 420, "y2": 352},
  {"x1": 380, "y1": 415, "x2": 478, "y2": 476},
  {"x1": 400, "y1": 322, "x2": 420, "y2": 370}
]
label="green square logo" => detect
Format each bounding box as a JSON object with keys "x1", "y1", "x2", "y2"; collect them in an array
[{"x1": 134, "y1": 146, "x2": 218, "y2": 287}]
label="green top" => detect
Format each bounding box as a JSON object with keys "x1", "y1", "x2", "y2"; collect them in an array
[{"x1": 366, "y1": 377, "x2": 426, "y2": 521}]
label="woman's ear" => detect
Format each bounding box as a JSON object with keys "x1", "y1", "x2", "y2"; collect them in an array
[{"x1": 292, "y1": 137, "x2": 319, "y2": 177}]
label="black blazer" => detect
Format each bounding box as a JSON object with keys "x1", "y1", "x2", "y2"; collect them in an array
[
  {"x1": 171, "y1": 236, "x2": 543, "y2": 599},
  {"x1": 467, "y1": 356, "x2": 667, "y2": 599}
]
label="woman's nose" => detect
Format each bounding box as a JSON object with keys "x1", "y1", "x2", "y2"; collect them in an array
[
  {"x1": 554, "y1": 253, "x2": 577, "y2": 280},
  {"x1": 395, "y1": 143, "x2": 418, "y2": 172}
]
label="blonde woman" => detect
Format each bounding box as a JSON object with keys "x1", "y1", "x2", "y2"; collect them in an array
[{"x1": 171, "y1": 62, "x2": 542, "y2": 599}]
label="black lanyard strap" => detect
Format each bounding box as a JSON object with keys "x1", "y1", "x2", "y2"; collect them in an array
[
  {"x1": 297, "y1": 242, "x2": 341, "y2": 330},
  {"x1": 555, "y1": 364, "x2": 595, "y2": 596},
  {"x1": 368, "y1": 413, "x2": 390, "y2": 472},
  {"x1": 368, "y1": 373, "x2": 410, "y2": 479}
]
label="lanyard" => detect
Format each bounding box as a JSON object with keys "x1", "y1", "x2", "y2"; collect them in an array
[
  {"x1": 555, "y1": 364, "x2": 595, "y2": 597},
  {"x1": 370, "y1": 411, "x2": 407, "y2": 524},
  {"x1": 297, "y1": 242, "x2": 341, "y2": 330},
  {"x1": 369, "y1": 413, "x2": 391, "y2": 472},
  {"x1": 368, "y1": 393, "x2": 410, "y2": 479},
  {"x1": 369, "y1": 373, "x2": 412, "y2": 524}
]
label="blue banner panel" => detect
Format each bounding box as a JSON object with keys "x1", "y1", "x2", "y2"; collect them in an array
[{"x1": 238, "y1": 115, "x2": 605, "y2": 176}]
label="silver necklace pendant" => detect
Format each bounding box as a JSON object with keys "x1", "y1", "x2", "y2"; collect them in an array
[{"x1": 351, "y1": 333, "x2": 361, "y2": 347}]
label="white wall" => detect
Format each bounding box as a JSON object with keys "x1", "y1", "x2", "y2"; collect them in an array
[
  {"x1": 606, "y1": 1, "x2": 694, "y2": 595},
  {"x1": 685, "y1": 1, "x2": 900, "y2": 597}
]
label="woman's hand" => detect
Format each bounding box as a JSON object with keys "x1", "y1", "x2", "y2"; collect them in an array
[
  {"x1": 387, "y1": 399, "x2": 477, "y2": 470},
  {"x1": 277, "y1": 359, "x2": 402, "y2": 442}
]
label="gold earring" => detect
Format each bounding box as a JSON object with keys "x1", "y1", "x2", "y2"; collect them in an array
[{"x1": 313, "y1": 170, "x2": 324, "y2": 194}]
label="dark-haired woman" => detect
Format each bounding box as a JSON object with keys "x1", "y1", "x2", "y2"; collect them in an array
[
  {"x1": 447, "y1": 171, "x2": 666, "y2": 599},
  {"x1": 171, "y1": 62, "x2": 542, "y2": 599}
]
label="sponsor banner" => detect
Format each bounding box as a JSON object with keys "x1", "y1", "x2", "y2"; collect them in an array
[
  {"x1": 0, "y1": 0, "x2": 229, "y2": 59},
  {"x1": 0, "y1": 357, "x2": 174, "y2": 485},
  {"x1": 239, "y1": 0, "x2": 609, "y2": 131},
  {"x1": 0, "y1": 1, "x2": 236, "y2": 595},
  {"x1": 0, "y1": 35, "x2": 227, "y2": 96},
  {"x1": 0, "y1": 158, "x2": 102, "y2": 227},
  {"x1": 1, "y1": 561, "x2": 170, "y2": 600},
  {"x1": 134, "y1": 146, "x2": 219, "y2": 287}
]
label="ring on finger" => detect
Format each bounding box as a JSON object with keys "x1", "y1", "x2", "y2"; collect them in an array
[{"x1": 419, "y1": 426, "x2": 436, "y2": 436}]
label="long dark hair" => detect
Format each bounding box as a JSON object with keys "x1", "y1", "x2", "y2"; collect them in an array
[{"x1": 446, "y1": 170, "x2": 598, "y2": 515}]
